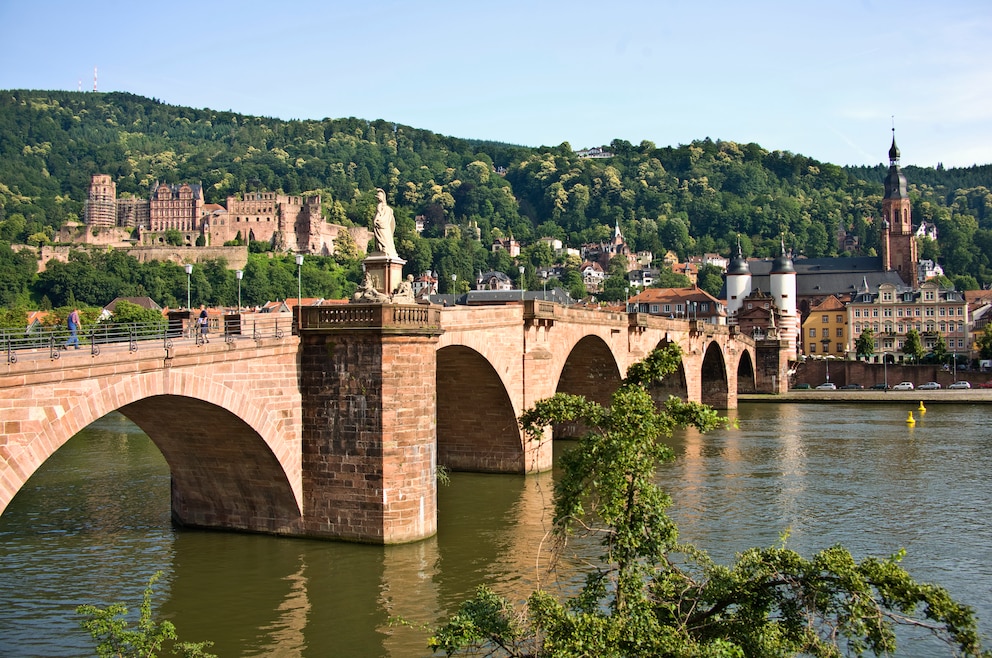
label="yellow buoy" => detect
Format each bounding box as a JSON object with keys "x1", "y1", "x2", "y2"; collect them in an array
[
  {"x1": 918, "y1": 401, "x2": 927, "y2": 414},
  {"x1": 906, "y1": 411, "x2": 916, "y2": 425}
]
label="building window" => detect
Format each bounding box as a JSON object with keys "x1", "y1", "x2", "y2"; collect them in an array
[
  {"x1": 836, "y1": 315, "x2": 843, "y2": 323},
  {"x1": 872, "y1": 309, "x2": 879, "y2": 317},
  {"x1": 836, "y1": 343, "x2": 843, "y2": 353},
  {"x1": 915, "y1": 308, "x2": 921, "y2": 316},
  {"x1": 925, "y1": 291, "x2": 935, "y2": 300},
  {"x1": 939, "y1": 307, "x2": 946, "y2": 316},
  {"x1": 926, "y1": 308, "x2": 934, "y2": 316},
  {"x1": 835, "y1": 328, "x2": 843, "y2": 337},
  {"x1": 650, "y1": 305, "x2": 659, "y2": 314},
  {"x1": 883, "y1": 292, "x2": 892, "y2": 301},
  {"x1": 663, "y1": 304, "x2": 671, "y2": 313},
  {"x1": 822, "y1": 314, "x2": 829, "y2": 323},
  {"x1": 810, "y1": 343, "x2": 817, "y2": 353},
  {"x1": 809, "y1": 328, "x2": 817, "y2": 338},
  {"x1": 855, "y1": 309, "x2": 862, "y2": 318},
  {"x1": 883, "y1": 309, "x2": 892, "y2": 317}
]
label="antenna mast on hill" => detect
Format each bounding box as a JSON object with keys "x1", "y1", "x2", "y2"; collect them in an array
[{"x1": 93, "y1": 66, "x2": 97, "y2": 92}]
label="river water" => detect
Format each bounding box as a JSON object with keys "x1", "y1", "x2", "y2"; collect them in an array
[{"x1": 1, "y1": 402, "x2": 989, "y2": 657}]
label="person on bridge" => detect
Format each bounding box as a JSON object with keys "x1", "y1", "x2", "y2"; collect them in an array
[
  {"x1": 64, "y1": 308, "x2": 81, "y2": 350},
  {"x1": 198, "y1": 306, "x2": 209, "y2": 344}
]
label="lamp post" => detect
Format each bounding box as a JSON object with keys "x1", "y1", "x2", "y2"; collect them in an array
[
  {"x1": 451, "y1": 273, "x2": 457, "y2": 294},
  {"x1": 518, "y1": 265, "x2": 525, "y2": 301},
  {"x1": 235, "y1": 269, "x2": 243, "y2": 311},
  {"x1": 821, "y1": 337, "x2": 831, "y2": 381},
  {"x1": 295, "y1": 254, "x2": 304, "y2": 307},
  {"x1": 184, "y1": 263, "x2": 193, "y2": 310}
]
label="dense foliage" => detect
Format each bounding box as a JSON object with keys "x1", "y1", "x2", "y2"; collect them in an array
[
  {"x1": 77, "y1": 572, "x2": 215, "y2": 658},
  {"x1": 1, "y1": 89, "x2": 990, "y2": 311},
  {"x1": 429, "y1": 346, "x2": 989, "y2": 657}
]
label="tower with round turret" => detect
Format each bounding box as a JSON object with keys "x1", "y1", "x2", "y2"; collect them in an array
[
  {"x1": 725, "y1": 236, "x2": 751, "y2": 319},
  {"x1": 769, "y1": 238, "x2": 799, "y2": 355}
]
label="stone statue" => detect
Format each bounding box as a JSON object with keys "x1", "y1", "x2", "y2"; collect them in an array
[
  {"x1": 391, "y1": 274, "x2": 415, "y2": 304},
  {"x1": 372, "y1": 188, "x2": 398, "y2": 259},
  {"x1": 352, "y1": 270, "x2": 390, "y2": 303}
]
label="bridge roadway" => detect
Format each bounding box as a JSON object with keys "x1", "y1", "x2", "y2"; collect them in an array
[{"x1": 0, "y1": 301, "x2": 777, "y2": 543}]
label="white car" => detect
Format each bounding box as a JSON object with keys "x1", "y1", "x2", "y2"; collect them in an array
[
  {"x1": 948, "y1": 381, "x2": 972, "y2": 390},
  {"x1": 918, "y1": 381, "x2": 941, "y2": 390},
  {"x1": 815, "y1": 382, "x2": 837, "y2": 390},
  {"x1": 892, "y1": 381, "x2": 915, "y2": 391}
]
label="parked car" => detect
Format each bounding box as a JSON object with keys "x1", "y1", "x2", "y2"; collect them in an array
[
  {"x1": 815, "y1": 382, "x2": 837, "y2": 390},
  {"x1": 791, "y1": 383, "x2": 812, "y2": 390},
  {"x1": 918, "y1": 381, "x2": 942, "y2": 390},
  {"x1": 869, "y1": 383, "x2": 890, "y2": 390},
  {"x1": 948, "y1": 381, "x2": 972, "y2": 389},
  {"x1": 980, "y1": 381, "x2": 992, "y2": 389},
  {"x1": 839, "y1": 383, "x2": 863, "y2": 390},
  {"x1": 892, "y1": 381, "x2": 915, "y2": 391}
]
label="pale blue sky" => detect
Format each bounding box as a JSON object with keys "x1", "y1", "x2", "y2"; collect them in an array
[{"x1": 2, "y1": 0, "x2": 989, "y2": 167}]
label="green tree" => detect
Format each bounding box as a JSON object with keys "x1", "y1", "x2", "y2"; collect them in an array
[
  {"x1": 430, "y1": 346, "x2": 988, "y2": 658},
  {"x1": 975, "y1": 324, "x2": 992, "y2": 360},
  {"x1": 903, "y1": 328, "x2": 925, "y2": 363},
  {"x1": 77, "y1": 571, "x2": 215, "y2": 658},
  {"x1": 931, "y1": 333, "x2": 949, "y2": 364},
  {"x1": 696, "y1": 263, "x2": 724, "y2": 298},
  {"x1": 164, "y1": 229, "x2": 183, "y2": 247},
  {"x1": 855, "y1": 326, "x2": 875, "y2": 361},
  {"x1": 103, "y1": 300, "x2": 165, "y2": 327}
]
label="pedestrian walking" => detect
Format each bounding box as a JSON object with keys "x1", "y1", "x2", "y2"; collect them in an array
[{"x1": 65, "y1": 308, "x2": 81, "y2": 349}]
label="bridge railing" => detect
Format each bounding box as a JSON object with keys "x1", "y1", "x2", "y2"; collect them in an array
[
  {"x1": 298, "y1": 304, "x2": 442, "y2": 332},
  {"x1": 1, "y1": 314, "x2": 292, "y2": 364}
]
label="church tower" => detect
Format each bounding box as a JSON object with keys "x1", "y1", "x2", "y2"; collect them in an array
[{"x1": 880, "y1": 131, "x2": 918, "y2": 287}]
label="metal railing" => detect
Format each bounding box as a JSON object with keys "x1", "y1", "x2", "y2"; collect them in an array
[{"x1": 1, "y1": 314, "x2": 291, "y2": 364}]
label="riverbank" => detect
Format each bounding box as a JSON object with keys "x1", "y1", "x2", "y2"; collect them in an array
[{"x1": 741, "y1": 389, "x2": 992, "y2": 403}]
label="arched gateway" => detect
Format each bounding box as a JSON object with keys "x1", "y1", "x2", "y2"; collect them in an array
[{"x1": 1, "y1": 301, "x2": 785, "y2": 544}]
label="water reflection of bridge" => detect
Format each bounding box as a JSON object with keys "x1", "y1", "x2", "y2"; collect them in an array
[{"x1": 1, "y1": 301, "x2": 789, "y2": 543}]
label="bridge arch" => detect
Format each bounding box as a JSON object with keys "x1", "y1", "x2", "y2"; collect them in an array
[
  {"x1": 554, "y1": 335, "x2": 623, "y2": 405},
  {"x1": 647, "y1": 338, "x2": 689, "y2": 402},
  {"x1": 736, "y1": 349, "x2": 757, "y2": 393},
  {"x1": 1, "y1": 369, "x2": 302, "y2": 534},
  {"x1": 436, "y1": 345, "x2": 524, "y2": 472},
  {"x1": 700, "y1": 340, "x2": 730, "y2": 408}
]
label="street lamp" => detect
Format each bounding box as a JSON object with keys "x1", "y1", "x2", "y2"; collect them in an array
[
  {"x1": 518, "y1": 265, "x2": 525, "y2": 301},
  {"x1": 235, "y1": 269, "x2": 243, "y2": 311},
  {"x1": 451, "y1": 273, "x2": 457, "y2": 294},
  {"x1": 821, "y1": 337, "x2": 831, "y2": 381},
  {"x1": 295, "y1": 254, "x2": 304, "y2": 307},
  {"x1": 184, "y1": 263, "x2": 193, "y2": 309}
]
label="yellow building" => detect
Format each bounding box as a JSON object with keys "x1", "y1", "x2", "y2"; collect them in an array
[{"x1": 802, "y1": 295, "x2": 848, "y2": 357}]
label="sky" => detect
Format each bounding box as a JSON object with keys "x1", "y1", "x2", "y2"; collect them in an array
[{"x1": 1, "y1": 0, "x2": 990, "y2": 168}]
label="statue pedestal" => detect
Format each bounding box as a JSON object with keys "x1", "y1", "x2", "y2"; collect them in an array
[{"x1": 364, "y1": 253, "x2": 406, "y2": 296}]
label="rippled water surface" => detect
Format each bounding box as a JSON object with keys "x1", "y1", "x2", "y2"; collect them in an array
[{"x1": 1, "y1": 403, "x2": 989, "y2": 656}]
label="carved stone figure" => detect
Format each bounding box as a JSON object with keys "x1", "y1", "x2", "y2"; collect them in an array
[
  {"x1": 391, "y1": 274, "x2": 415, "y2": 304},
  {"x1": 352, "y1": 271, "x2": 390, "y2": 303},
  {"x1": 372, "y1": 188, "x2": 398, "y2": 259}
]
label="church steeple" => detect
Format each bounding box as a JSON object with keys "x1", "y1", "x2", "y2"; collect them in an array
[{"x1": 880, "y1": 126, "x2": 918, "y2": 286}]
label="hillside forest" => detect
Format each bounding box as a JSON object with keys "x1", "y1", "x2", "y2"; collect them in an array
[{"x1": 1, "y1": 90, "x2": 990, "y2": 320}]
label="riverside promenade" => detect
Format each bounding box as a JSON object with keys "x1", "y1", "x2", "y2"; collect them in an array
[{"x1": 741, "y1": 389, "x2": 992, "y2": 404}]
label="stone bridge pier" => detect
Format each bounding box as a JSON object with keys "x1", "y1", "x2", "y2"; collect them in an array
[{"x1": 298, "y1": 305, "x2": 443, "y2": 544}]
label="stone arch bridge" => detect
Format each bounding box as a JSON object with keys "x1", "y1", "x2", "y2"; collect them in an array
[{"x1": 0, "y1": 302, "x2": 788, "y2": 544}]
